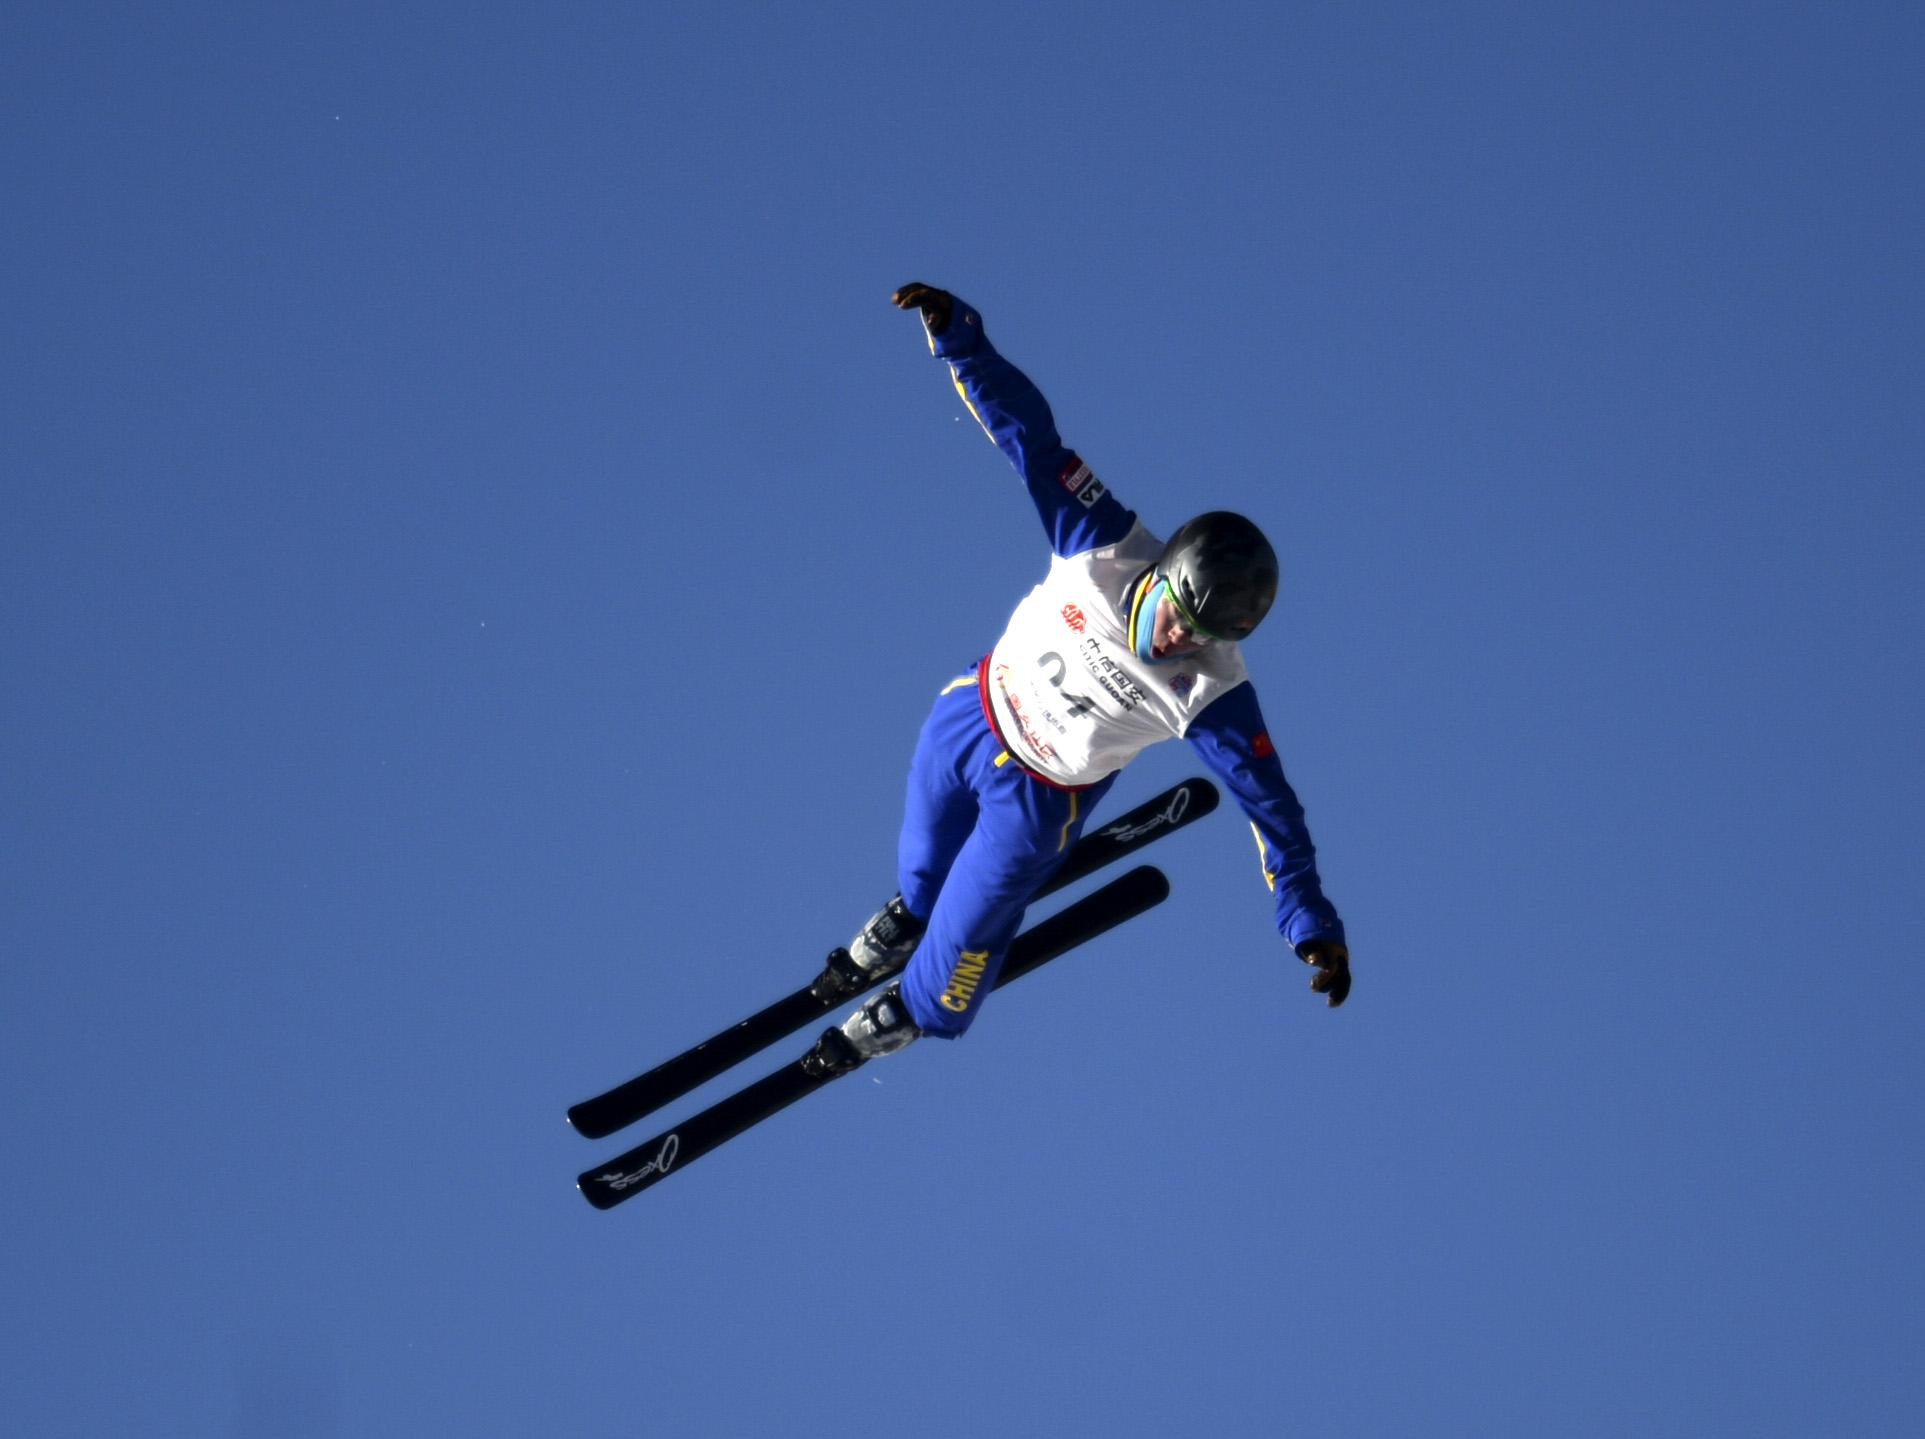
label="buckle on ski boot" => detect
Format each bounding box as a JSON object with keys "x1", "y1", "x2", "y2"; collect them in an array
[
  {"x1": 808, "y1": 947, "x2": 872, "y2": 1003},
  {"x1": 800, "y1": 1024, "x2": 864, "y2": 1079}
]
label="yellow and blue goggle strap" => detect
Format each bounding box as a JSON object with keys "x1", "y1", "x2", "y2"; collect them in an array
[{"x1": 1131, "y1": 570, "x2": 1232, "y2": 652}]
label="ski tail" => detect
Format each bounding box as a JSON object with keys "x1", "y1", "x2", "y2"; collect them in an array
[
  {"x1": 567, "y1": 989, "x2": 825, "y2": 1141},
  {"x1": 577, "y1": 864, "x2": 1170, "y2": 1209},
  {"x1": 566, "y1": 778, "x2": 1213, "y2": 1142},
  {"x1": 578, "y1": 1063, "x2": 820, "y2": 1210}
]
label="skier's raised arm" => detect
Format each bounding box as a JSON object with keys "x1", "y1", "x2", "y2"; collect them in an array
[
  {"x1": 893, "y1": 283, "x2": 1136, "y2": 558},
  {"x1": 1184, "y1": 681, "x2": 1352, "y2": 1006}
]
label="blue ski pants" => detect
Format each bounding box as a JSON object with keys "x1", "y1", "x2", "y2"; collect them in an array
[{"x1": 894, "y1": 667, "x2": 1117, "y2": 1038}]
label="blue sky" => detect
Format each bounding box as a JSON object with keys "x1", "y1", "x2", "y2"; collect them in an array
[{"x1": 3, "y1": 4, "x2": 1920, "y2": 1434}]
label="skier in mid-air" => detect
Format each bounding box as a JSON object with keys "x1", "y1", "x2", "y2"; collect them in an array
[{"x1": 826, "y1": 285, "x2": 1351, "y2": 1063}]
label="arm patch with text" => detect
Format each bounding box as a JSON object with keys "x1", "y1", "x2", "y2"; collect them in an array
[{"x1": 1058, "y1": 458, "x2": 1107, "y2": 510}]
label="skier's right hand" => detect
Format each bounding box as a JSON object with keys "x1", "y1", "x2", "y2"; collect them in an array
[
  {"x1": 1297, "y1": 940, "x2": 1352, "y2": 1008},
  {"x1": 891, "y1": 282, "x2": 953, "y2": 336}
]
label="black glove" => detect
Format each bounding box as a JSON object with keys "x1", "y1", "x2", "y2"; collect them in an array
[
  {"x1": 1296, "y1": 940, "x2": 1352, "y2": 1008},
  {"x1": 891, "y1": 282, "x2": 954, "y2": 337}
]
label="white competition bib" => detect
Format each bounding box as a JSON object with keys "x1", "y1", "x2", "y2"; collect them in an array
[{"x1": 985, "y1": 523, "x2": 1249, "y2": 786}]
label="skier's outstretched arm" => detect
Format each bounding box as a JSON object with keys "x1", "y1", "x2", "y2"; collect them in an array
[
  {"x1": 1184, "y1": 680, "x2": 1353, "y2": 1006},
  {"x1": 893, "y1": 283, "x2": 1137, "y2": 559}
]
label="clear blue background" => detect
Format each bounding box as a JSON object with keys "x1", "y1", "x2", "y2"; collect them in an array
[{"x1": 4, "y1": 4, "x2": 1920, "y2": 1434}]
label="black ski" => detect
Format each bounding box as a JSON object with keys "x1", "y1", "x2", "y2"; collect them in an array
[
  {"x1": 578, "y1": 863, "x2": 1171, "y2": 1208},
  {"x1": 567, "y1": 777, "x2": 1215, "y2": 1140}
]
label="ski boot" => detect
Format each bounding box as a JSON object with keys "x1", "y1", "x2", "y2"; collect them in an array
[
  {"x1": 808, "y1": 895, "x2": 928, "y2": 1002},
  {"x1": 802, "y1": 986, "x2": 923, "y2": 1078}
]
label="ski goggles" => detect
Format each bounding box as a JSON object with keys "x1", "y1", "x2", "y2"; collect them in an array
[{"x1": 1156, "y1": 577, "x2": 1232, "y2": 644}]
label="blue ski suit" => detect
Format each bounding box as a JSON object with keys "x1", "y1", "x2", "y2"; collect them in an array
[{"x1": 894, "y1": 298, "x2": 1345, "y2": 1038}]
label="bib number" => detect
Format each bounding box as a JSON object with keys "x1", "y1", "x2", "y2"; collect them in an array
[{"x1": 1038, "y1": 652, "x2": 1099, "y2": 719}]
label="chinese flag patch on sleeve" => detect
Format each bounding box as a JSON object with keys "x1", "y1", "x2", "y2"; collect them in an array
[{"x1": 1251, "y1": 731, "x2": 1275, "y2": 759}]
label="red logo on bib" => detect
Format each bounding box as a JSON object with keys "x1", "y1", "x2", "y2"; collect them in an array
[
  {"x1": 1251, "y1": 731, "x2": 1275, "y2": 759},
  {"x1": 1061, "y1": 604, "x2": 1087, "y2": 633}
]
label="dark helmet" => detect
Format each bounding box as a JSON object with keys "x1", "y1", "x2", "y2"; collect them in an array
[{"x1": 1157, "y1": 512, "x2": 1279, "y2": 641}]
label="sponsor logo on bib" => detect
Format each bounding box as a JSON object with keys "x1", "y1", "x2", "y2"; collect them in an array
[{"x1": 1061, "y1": 603, "x2": 1087, "y2": 633}]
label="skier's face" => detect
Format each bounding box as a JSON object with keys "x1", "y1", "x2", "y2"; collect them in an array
[{"x1": 1151, "y1": 592, "x2": 1214, "y2": 660}]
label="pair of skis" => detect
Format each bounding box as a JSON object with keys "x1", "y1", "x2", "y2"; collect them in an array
[{"x1": 568, "y1": 776, "x2": 1219, "y2": 1209}]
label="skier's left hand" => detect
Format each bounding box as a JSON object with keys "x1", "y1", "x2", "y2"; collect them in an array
[{"x1": 1296, "y1": 940, "x2": 1351, "y2": 1008}]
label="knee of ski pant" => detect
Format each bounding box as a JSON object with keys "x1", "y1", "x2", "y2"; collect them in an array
[
  {"x1": 898, "y1": 974, "x2": 976, "y2": 1039},
  {"x1": 896, "y1": 870, "x2": 944, "y2": 928},
  {"x1": 897, "y1": 808, "x2": 971, "y2": 921},
  {"x1": 898, "y1": 934, "x2": 1012, "y2": 1039},
  {"x1": 974, "y1": 789, "x2": 1099, "y2": 880}
]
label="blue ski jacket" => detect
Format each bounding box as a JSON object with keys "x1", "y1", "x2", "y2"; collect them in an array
[{"x1": 927, "y1": 297, "x2": 1345, "y2": 954}]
